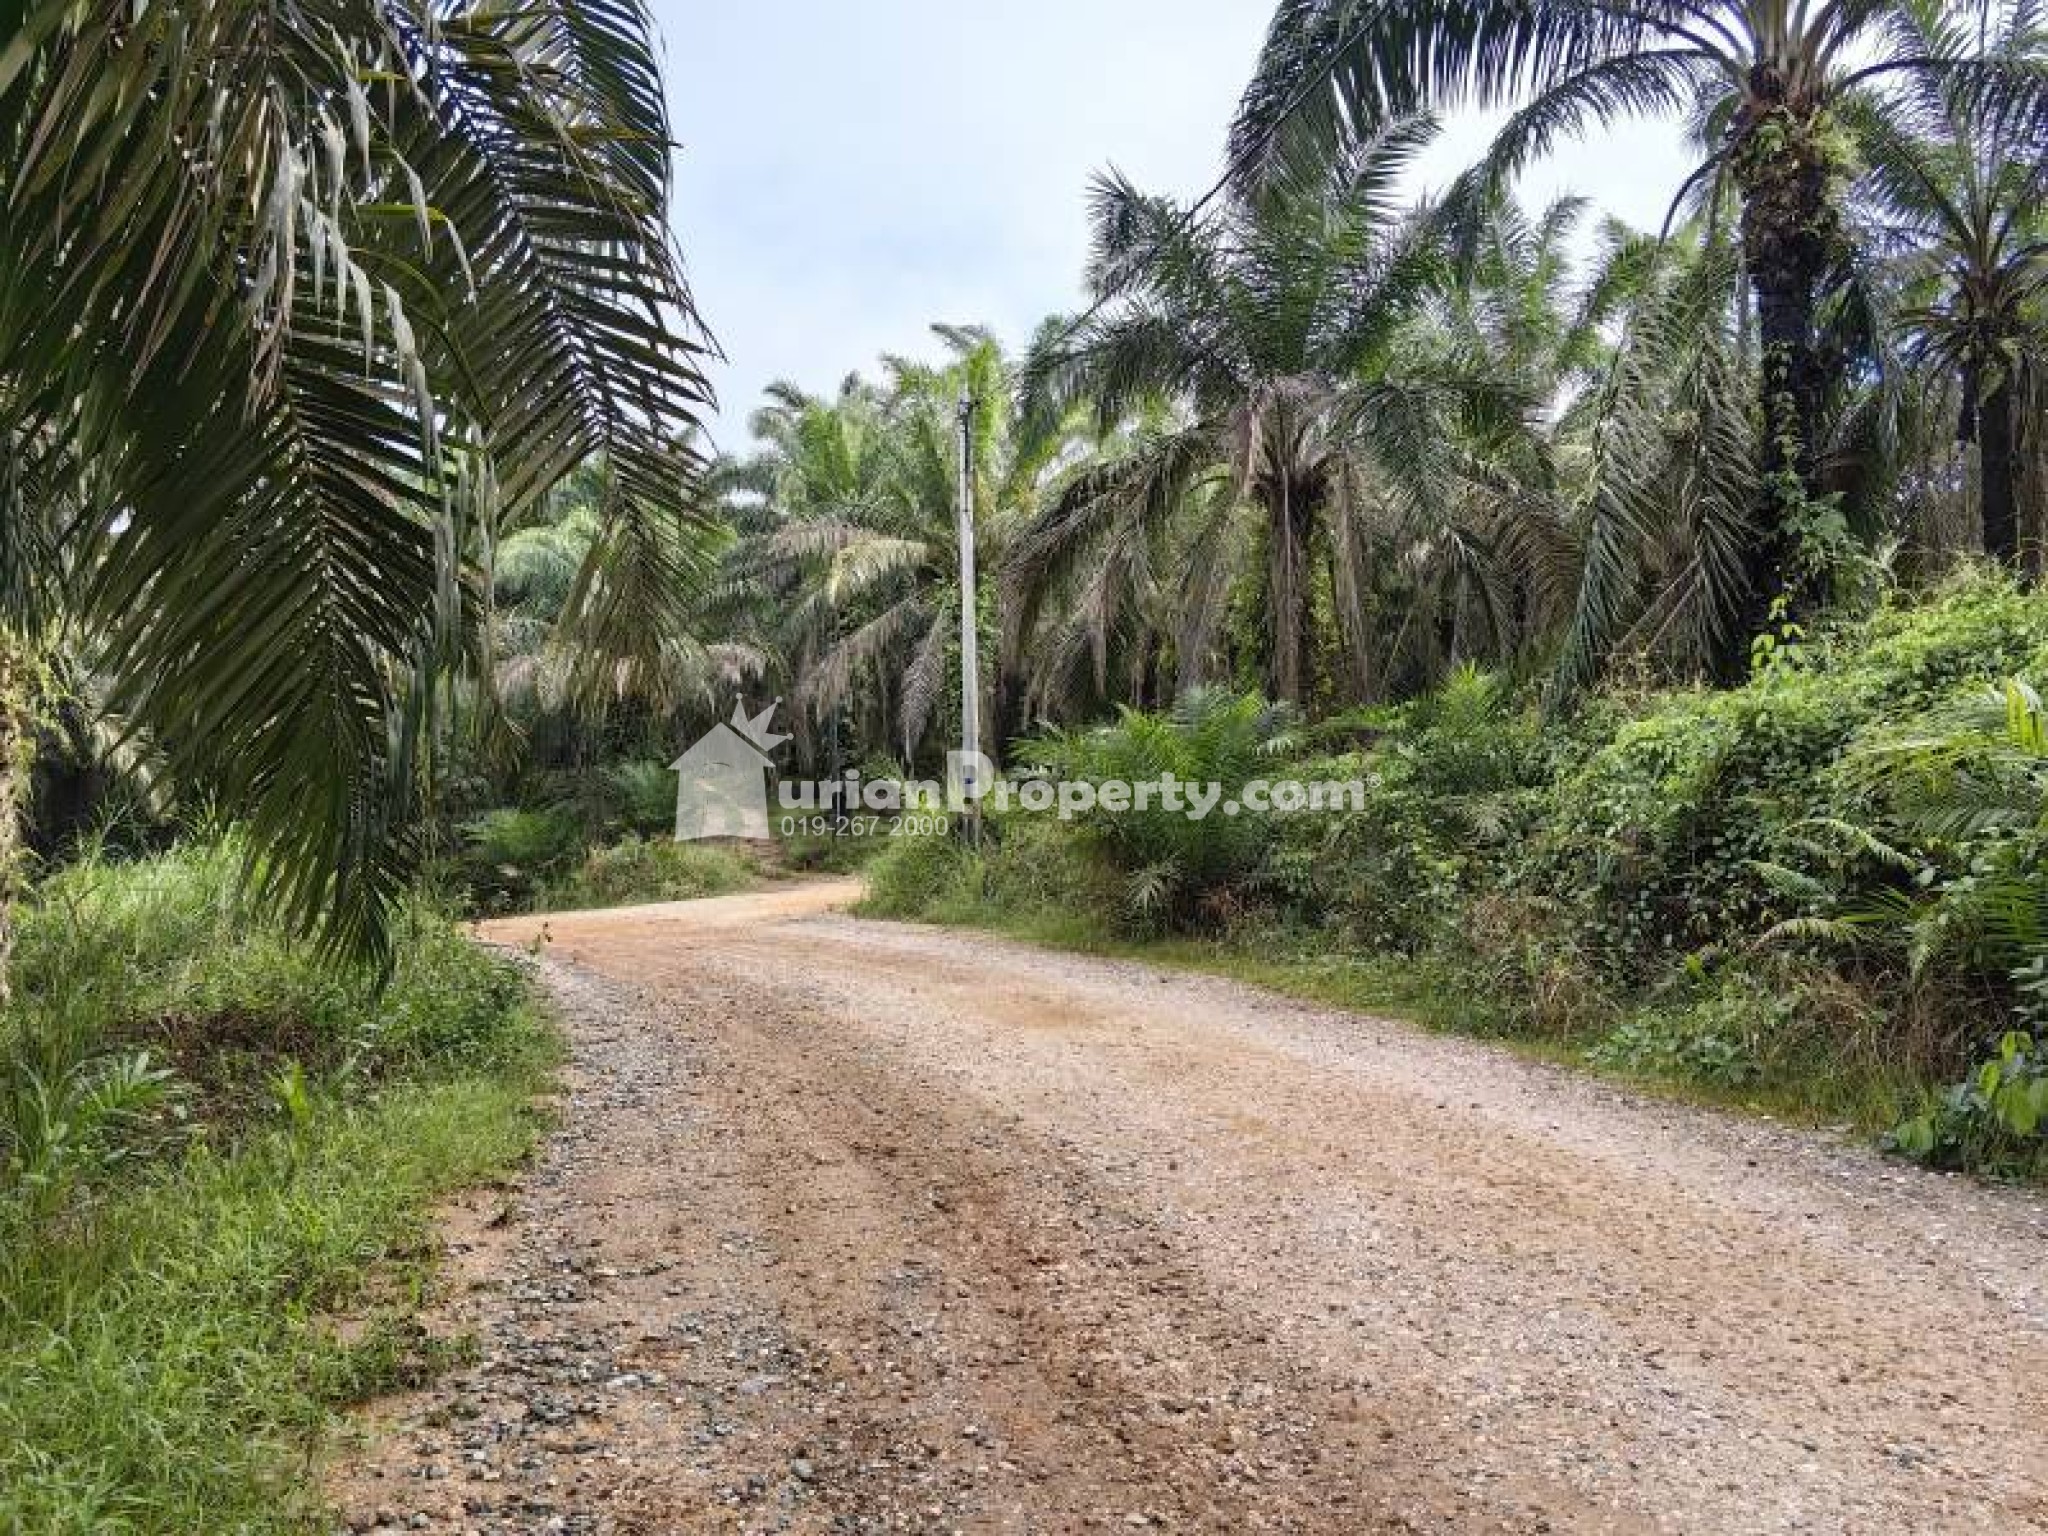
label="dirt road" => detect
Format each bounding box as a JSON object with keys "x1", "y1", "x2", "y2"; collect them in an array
[{"x1": 332, "y1": 882, "x2": 2048, "y2": 1534}]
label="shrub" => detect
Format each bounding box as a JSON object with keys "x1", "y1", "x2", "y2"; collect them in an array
[
  {"x1": 1889, "y1": 1029, "x2": 2048, "y2": 1174},
  {"x1": 858, "y1": 824, "x2": 977, "y2": 918},
  {"x1": 857, "y1": 812, "x2": 1119, "y2": 936},
  {"x1": 602, "y1": 759, "x2": 678, "y2": 838},
  {"x1": 537, "y1": 836, "x2": 755, "y2": 911},
  {"x1": 1532, "y1": 577, "x2": 2048, "y2": 980},
  {"x1": 456, "y1": 806, "x2": 582, "y2": 911},
  {"x1": 1022, "y1": 687, "x2": 1294, "y2": 928},
  {"x1": 0, "y1": 834, "x2": 552, "y2": 1530},
  {"x1": 974, "y1": 811, "x2": 1120, "y2": 922}
]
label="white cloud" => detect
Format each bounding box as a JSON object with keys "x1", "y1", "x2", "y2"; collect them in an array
[{"x1": 656, "y1": 2, "x2": 1698, "y2": 447}]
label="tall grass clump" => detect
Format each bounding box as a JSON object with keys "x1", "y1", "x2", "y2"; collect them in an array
[
  {"x1": 0, "y1": 834, "x2": 554, "y2": 1531},
  {"x1": 536, "y1": 835, "x2": 756, "y2": 912}
]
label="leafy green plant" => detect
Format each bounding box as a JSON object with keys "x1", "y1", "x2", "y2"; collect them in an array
[
  {"x1": 0, "y1": 835, "x2": 554, "y2": 1529},
  {"x1": 1890, "y1": 1030, "x2": 2048, "y2": 1173},
  {"x1": 0, "y1": 1034, "x2": 172, "y2": 1227},
  {"x1": 1, "y1": 0, "x2": 713, "y2": 962},
  {"x1": 1273, "y1": 667, "x2": 1549, "y2": 951},
  {"x1": 538, "y1": 837, "x2": 754, "y2": 913},
  {"x1": 1022, "y1": 688, "x2": 1294, "y2": 929},
  {"x1": 457, "y1": 807, "x2": 582, "y2": 912},
  {"x1": 1590, "y1": 1002, "x2": 1765, "y2": 1089},
  {"x1": 604, "y1": 760, "x2": 685, "y2": 839},
  {"x1": 858, "y1": 826, "x2": 980, "y2": 919}
]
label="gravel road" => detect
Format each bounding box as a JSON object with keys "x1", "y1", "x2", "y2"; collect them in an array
[{"x1": 330, "y1": 881, "x2": 2048, "y2": 1534}]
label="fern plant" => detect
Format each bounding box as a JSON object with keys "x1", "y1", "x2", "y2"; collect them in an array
[
  {"x1": 1020, "y1": 688, "x2": 1296, "y2": 927},
  {"x1": 1755, "y1": 676, "x2": 2048, "y2": 1166},
  {"x1": 1757, "y1": 677, "x2": 2047, "y2": 956}
]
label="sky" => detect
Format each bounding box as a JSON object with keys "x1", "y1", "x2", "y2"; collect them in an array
[{"x1": 656, "y1": 2, "x2": 1700, "y2": 450}]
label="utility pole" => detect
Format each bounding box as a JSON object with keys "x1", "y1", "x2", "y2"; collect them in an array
[{"x1": 955, "y1": 391, "x2": 982, "y2": 831}]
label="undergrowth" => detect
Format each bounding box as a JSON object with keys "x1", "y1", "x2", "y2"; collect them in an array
[
  {"x1": 0, "y1": 835, "x2": 555, "y2": 1531},
  {"x1": 533, "y1": 834, "x2": 757, "y2": 912}
]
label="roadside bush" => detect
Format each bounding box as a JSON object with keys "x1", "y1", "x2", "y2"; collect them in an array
[
  {"x1": 975, "y1": 811, "x2": 1120, "y2": 922},
  {"x1": 1535, "y1": 673, "x2": 1857, "y2": 972},
  {"x1": 602, "y1": 759, "x2": 679, "y2": 838},
  {"x1": 1889, "y1": 1028, "x2": 2048, "y2": 1174},
  {"x1": 456, "y1": 805, "x2": 582, "y2": 912},
  {"x1": 0, "y1": 835, "x2": 552, "y2": 1530},
  {"x1": 1531, "y1": 575, "x2": 2048, "y2": 979},
  {"x1": 537, "y1": 836, "x2": 755, "y2": 912},
  {"x1": 1022, "y1": 687, "x2": 1293, "y2": 928},
  {"x1": 1273, "y1": 667, "x2": 1551, "y2": 951},
  {"x1": 859, "y1": 823, "x2": 977, "y2": 918},
  {"x1": 857, "y1": 809, "x2": 1116, "y2": 932},
  {"x1": 1, "y1": 837, "x2": 541, "y2": 1209}
]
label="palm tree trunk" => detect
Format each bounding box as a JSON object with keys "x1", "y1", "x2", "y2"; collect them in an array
[
  {"x1": 1980, "y1": 376, "x2": 2021, "y2": 567},
  {"x1": 1266, "y1": 479, "x2": 1314, "y2": 705},
  {"x1": 989, "y1": 661, "x2": 1025, "y2": 766},
  {"x1": 0, "y1": 629, "x2": 32, "y2": 1007},
  {"x1": 1734, "y1": 97, "x2": 1840, "y2": 663}
]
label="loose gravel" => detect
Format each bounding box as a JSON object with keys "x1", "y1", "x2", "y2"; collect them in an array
[{"x1": 328, "y1": 882, "x2": 2048, "y2": 1534}]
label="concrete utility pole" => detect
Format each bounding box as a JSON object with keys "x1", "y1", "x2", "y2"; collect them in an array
[{"x1": 955, "y1": 391, "x2": 982, "y2": 814}]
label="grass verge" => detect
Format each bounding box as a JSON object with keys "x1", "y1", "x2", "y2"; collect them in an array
[{"x1": 1, "y1": 837, "x2": 560, "y2": 1532}]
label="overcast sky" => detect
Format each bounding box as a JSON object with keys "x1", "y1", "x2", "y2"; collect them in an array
[{"x1": 656, "y1": 2, "x2": 1699, "y2": 450}]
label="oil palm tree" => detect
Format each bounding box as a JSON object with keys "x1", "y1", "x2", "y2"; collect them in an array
[
  {"x1": 1019, "y1": 117, "x2": 1494, "y2": 708},
  {"x1": 1845, "y1": 2, "x2": 2048, "y2": 566},
  {"x1": 1556, "y1": 225, "x2": 1763, "y2": 686},
  {"x1": 734, "y1": 330, "x2": 1056, "y2": 768},
  {"x1": 1382, "y1": 196, "x2": 1661, "y2": 689},
  {"x1": 482, "y1": 460, "x2": 753, "y2": 796},
  {"x1": 998, "y1": 398, "x2": 1246, "y2": 729},
  {"x1": 1233, "y1": 0, "x2": 2048, "y2": 647},
  {"x1": 0, "y1": 1, "x2": 711, "y2": 963}
]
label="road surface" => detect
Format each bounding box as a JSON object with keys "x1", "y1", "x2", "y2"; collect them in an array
[{"x1": 332, "y1": 882, "x2": 2048, "y2": 1533}]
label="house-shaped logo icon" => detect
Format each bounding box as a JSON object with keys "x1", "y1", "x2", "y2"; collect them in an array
[{"x1": 672, "y1": 700, "x2": 789, "y2": 841}]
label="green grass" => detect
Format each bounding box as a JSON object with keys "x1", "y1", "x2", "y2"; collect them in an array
[
  {"x1": 0, "y1": 836, "x2": 559, "y2": 1531},
  {"x1": 778, "y1": 829, "x2": 888, "y2": 876},
  {"x1": 533, "y1": 834, "x2": 757, "y2": 912}
]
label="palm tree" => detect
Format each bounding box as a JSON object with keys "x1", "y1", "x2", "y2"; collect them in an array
[
  {"x1": 732, "y1": 330, "x2": 1056, "y2": 768},
  {"x1": 1383, "y1": 195, "x2": 1659, "y2": 689},
  {"x1": 1846, "y1": 3, "x2": 2048, "y2": 566},
  {"x1": 1017, "y1": 118, "x2": 1523, "y2": 708},
  {"x1": 0, "y1": 1, "x2": 712, "y2": 964},
  {"x1": 1557, "y1": 224, "x2": 1764, "y2": 685},
  {"x1": 480, "y1": 461, "x2": 755, "y2": 799},
  {"x1": 1233, "y1": 0, "x2": 2048, "y2": 645},
  {"x1": 999, "y1": 398, "x2": 1242, "y2": 728}
]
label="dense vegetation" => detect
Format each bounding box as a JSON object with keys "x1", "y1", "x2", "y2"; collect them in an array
[
  {"x1": 0, "y1": 839, "x2": 551, "y2": 1528},
  {"x1": 1, "y1": 2, "x2": 698, "y2": 1524},
  {"x1": 0, "y1": 1, "x2": 712, "y2": 961}
]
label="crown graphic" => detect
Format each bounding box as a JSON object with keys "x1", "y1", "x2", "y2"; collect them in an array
[{"x1": 728, "y1": 698, "x2": 789, "y2": 755}]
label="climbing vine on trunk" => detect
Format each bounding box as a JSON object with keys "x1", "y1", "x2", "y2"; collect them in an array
[{"x1": 1731, "y1": 96, "x2": 1855, "y2": 650}]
